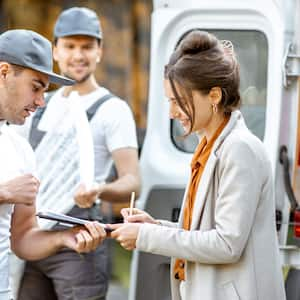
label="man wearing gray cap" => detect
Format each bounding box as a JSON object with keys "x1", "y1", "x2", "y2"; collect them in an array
[
  {"x1": 18, "y1": 7, "x2": 140, "y2": 300},
  {"x1": 0, "y1": 29, "x2": 107, "y2": 300}
]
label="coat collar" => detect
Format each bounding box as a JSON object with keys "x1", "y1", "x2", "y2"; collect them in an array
[
  {"x1": 211, "y1": 110, "x2": 245, "y2": 155},
  {"x1": 178, "y1": 110, "x2": 246, "y2": 228}
]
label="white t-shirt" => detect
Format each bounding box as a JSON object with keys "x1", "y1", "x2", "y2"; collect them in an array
[
  {"x1": 18, "y1": 86, "x2": 138, "y2": 183},
  {"x1": 0, "y1": 122, "x2": 36, "y2": 299}
]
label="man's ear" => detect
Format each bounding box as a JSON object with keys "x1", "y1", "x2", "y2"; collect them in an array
[
  {"x1": 0, "y1": 62, "x2": 9, "y2": 80},
  {"x1": 209, "y1": 87, "x2": 222, "y2": 105},
  {"x1": 96, "y1": 47, "x2": 103, "y2": 64},
  {"x1": 53, "y1": 46, "x2": 58, "y2": 62}
]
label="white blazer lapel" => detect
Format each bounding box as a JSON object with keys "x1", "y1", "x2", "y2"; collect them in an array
[
  {"x1": 190, "y1": 110, "x2": 242, "y2": 229},
  {"x1": 178, "y1": 174, "x2": 191, "y2": 227},
  {"x1": 190, "y1": 152, "x2": 218, "y2": 229},
  {"x1": 179, "y1": 110, "x2": 243, "y2": 230}
]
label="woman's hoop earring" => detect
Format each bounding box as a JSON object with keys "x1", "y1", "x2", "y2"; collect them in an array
[{"x1": 212, "y1": 104, "x2": 218, "y2": 114}]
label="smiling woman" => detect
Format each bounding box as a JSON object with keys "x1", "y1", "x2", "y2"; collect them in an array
[
  {"x1": 165, "y1": 33, "x2": 240, "y2": 138},
  {"x1": 110, "y1": 30, "x2": 286, "y2": 300}
]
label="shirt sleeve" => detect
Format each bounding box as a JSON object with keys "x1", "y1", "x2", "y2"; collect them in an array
[
  {"x1": 136, "y1": 139, "x2": 266, "y2": 264},
  {"x1": 10, "y1": 128, "x2": 37, "y2": 177},
  {"x1": 101, "y1": 99, "x2": 138, "y2": 152}
]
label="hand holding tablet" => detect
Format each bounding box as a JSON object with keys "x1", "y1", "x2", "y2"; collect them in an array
[{"x1": 36, "y1": 211, "x2": 113, "y2": 232}]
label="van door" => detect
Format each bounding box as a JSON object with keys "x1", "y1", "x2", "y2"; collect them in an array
[{"x1": 130, "y1": 1, "x2": 286, "y2": 299}]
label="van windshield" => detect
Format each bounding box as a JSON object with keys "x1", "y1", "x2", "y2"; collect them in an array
[{"x1": 171, "y1": 30, "x2": 268, "y2": 153}]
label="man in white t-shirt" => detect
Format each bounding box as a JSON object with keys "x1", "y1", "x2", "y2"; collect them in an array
[
  {"x1": 18, "y1": 7, "x2": 141, "y2": 300},
  {"x1": 0, "y1": 29, "x2": 107, "y2": 300}
]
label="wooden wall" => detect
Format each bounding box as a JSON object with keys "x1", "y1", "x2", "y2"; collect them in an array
[{"x1": 0, "y1": 0, "x2": 152, "y2": 128}]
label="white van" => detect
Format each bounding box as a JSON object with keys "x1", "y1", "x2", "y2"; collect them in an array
[{"x1": 130, "y1": 0, "x2": 300, "y2": 299}]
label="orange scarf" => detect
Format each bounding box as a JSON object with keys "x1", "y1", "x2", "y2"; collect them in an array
[{"x1": 173, "y1": 116, "x2": 229, "y2": 281}]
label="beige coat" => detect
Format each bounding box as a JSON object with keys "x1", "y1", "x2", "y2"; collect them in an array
[{"x1": 136, "y1": 111, "x2": 286, "y2": 300}]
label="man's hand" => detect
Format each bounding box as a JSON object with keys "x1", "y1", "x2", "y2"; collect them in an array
[
  {"x1": 74, "y1": 183, "x2": 100, "y2": 208},
  {"x1": 60, "y1": 221, "x2": 106, "y2": 253},
  {"x1": 0, "y1": 174, "x2": 39, "y2": 206},
  {"x1": 109, "y1": 223, "x2": 141, "y2": 251}
]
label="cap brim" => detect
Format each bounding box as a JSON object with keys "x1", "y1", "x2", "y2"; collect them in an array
[
  {"x1": 0, "y1": 55, "x2": 75, "y2": 86},
  {"x1": 35, "y1": 68, "x2": 75, "y2": 86},
  {"x1": 48, "y1": 73, "x2": 75, "y2": 86},
  {"x1": 55, "y1": 30, "x2": 102, "y2": 40}
]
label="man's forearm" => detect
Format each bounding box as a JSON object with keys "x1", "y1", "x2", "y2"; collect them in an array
[
  {"x1": 11, "y1": 228, "x2": 64, "y2": 260},
  {"x1": 98, "y1": 174, "x2": 141, "y2": 202},
  {"x1": 0, "y1": 185, "x2": 10, "y2": 204}
]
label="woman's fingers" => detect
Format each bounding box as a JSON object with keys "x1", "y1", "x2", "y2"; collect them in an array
[
  {"x1": 121, "y1": 208, "x2": 151, "y2": 224},
  {"x1": 121, "y1": 208, "x2": 144, "y2": 218},
  {"x1": 126, "y1": 214, "x2": 147, "y2": 223},
  {"x1": 108, "y1": 223, "x2": 140, "y2": 251},
  {"x1": 108, "y1": 223, "x2": 123, "y2": 239}
]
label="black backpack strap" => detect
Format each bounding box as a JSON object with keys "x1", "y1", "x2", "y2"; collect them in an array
[
  {"x1": 85, "y1": 93, "x2": 116, "y2": 222},
  {"x1": 87, "y1": 93, "x2": 117, "y2": 179},
  {"x1": 29, "y1": 92, "x2": 115, "y2": 149},
  {"x1": 29, "y1": 91, "x2": 55, "y2": 150},
  {"x1": 86, "y1": 93, "x2": 115, "y2": 121}
]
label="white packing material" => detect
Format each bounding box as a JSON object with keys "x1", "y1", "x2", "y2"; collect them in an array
[{"x1": 34, "y1": 91, "x2": 95, "y2": 229}]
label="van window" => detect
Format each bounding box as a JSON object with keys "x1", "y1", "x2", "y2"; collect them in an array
[{"x1": 171, "y1": 30, "x2": 268, "y2": 152}]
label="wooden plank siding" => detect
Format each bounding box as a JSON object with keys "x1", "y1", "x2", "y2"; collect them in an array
[{"x1": 0, "y1": 0, "x2": 151, "y2": 128}]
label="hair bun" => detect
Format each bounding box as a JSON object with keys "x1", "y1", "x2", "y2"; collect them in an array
[{"x1": 178, "y1": 30, "x2": 218, "y2": 55}]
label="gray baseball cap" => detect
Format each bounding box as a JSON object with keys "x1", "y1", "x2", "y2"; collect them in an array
[
  {"x1": 0, "y1": 29, "x2": 74, "y2": 86},
  {"x1": 54, "y1": 7, "x2": 102, "y2": 39}
]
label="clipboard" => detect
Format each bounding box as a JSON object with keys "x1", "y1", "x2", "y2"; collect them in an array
[{"x1": 36, "y1": 211, "x2": 112, "y2": 232}]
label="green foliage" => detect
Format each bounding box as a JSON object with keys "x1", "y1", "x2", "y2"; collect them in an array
[{"x1": 111, "y1": 240, "x2": 132, "y2": 288}]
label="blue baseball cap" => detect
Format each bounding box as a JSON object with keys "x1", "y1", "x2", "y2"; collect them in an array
[
  {"x1": 54, "y1": 7, "x2": 102, "y2": 39},
  {"x1": 0, "y1": 29, "x2": 74, "y2": 86}
]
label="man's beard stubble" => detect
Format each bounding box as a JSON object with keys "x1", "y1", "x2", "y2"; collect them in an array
[{"x1": 62, "y1": 71, "x2": 92, "y2": 84}]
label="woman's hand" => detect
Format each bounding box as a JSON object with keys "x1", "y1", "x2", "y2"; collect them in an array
[
  {"x1": 121, "y1": 207, "x2": 159, "y2": 224},
  {"x1": 109, "y1": 223, "x2": 141, "y2": 250}
]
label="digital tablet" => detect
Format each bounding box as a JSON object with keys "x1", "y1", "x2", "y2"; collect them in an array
[{"x1": 36, "y1": 211, "x2": 112, "y2": 232}]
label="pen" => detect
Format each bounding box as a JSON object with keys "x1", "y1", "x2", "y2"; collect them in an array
[{"x1": 129, "y1": 191, "x2": 135, "y2": 216}]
